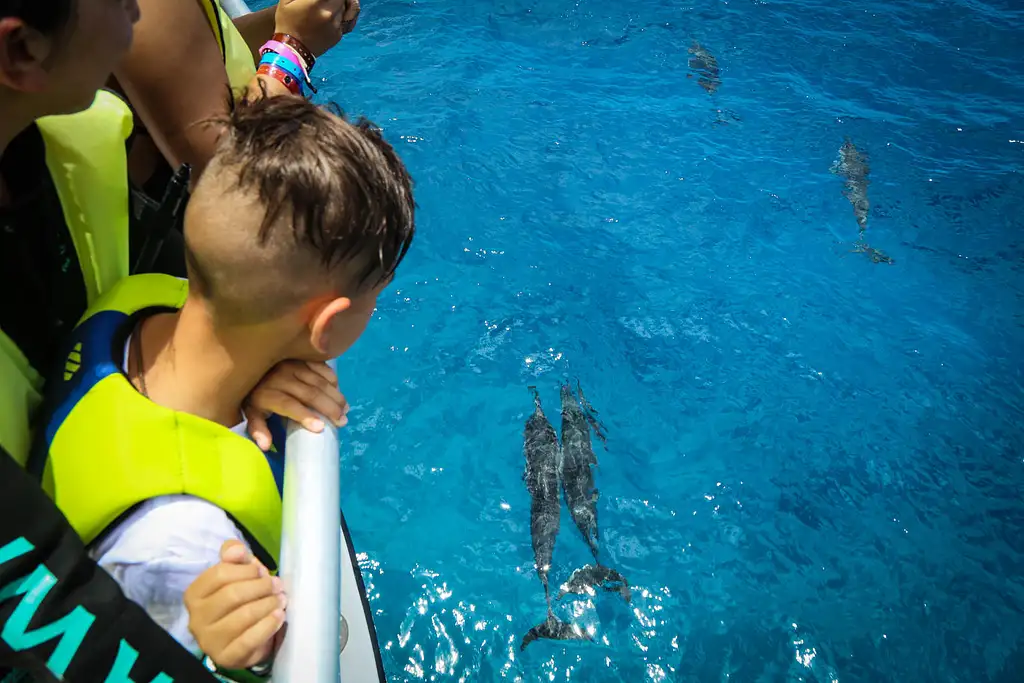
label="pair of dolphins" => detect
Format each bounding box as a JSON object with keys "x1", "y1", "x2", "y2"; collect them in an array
[{"x1": 520, "y1": 381, "x2": 629, "y2": 651}]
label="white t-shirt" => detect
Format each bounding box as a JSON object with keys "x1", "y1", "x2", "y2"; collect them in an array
[{"x1": 87, "y1": 336, "x2": 253, "y2": 655}]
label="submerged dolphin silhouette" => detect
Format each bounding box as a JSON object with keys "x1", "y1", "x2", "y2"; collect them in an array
[
  {"x1": 557, "y1": 381, "x2": 630, "y2": 603},
  {"x1": 831, "y1": 138, "x2": 871, "y2": 234},
  {"x1": 688, "y1": 41, "x2": 721, "y2": 94},
  {"x1": 520, "y1": 387, "x2": 592, "y2": 651}
]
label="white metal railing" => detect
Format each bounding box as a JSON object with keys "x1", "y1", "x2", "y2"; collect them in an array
[{"x1": 276, "y1": 359, "x2": 342, "y2": 682}]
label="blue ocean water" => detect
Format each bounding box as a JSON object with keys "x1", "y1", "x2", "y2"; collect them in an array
[{"x1": 253, "y1": 0, "x2": 1024, "y2": 679}]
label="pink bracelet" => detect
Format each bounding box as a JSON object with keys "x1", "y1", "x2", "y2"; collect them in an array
[{"x1": 260, "y1": 40, "x2": 310, "y2": 79}]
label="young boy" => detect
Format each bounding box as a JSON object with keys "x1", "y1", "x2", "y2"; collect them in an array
[{"x1": 29, "y1": 94, "x2": 415, "y2": 675}]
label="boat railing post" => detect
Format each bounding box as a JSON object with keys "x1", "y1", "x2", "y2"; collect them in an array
[
  {"x1": 273, "y1": 358, "x2": 342, "y2": 682},
  {"x1": 217, "y1": 0, "x2": 253, "y2": 18}
]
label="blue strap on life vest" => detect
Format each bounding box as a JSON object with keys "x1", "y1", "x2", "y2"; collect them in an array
[
  {"x1": 263, "y1": 414, "x2": 287, "y2": 495},
  {"x1": 28, "y1": 308, "x2": 290, "y2": 493},
  {"x1": 26, "y1": 310, "x2": 127, "y2": 478}
]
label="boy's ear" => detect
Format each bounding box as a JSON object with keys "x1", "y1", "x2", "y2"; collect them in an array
[
  {"x1": 309, "y1": 297, "x2": 353, "y2": 355},
  {"x1": 0, "y1": 18, "x2": 56, "y2": 93}
]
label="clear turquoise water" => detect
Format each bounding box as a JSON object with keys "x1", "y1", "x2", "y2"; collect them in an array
[{"x1": 253, "y1": 0, "x2": 1024, "y2": 680}]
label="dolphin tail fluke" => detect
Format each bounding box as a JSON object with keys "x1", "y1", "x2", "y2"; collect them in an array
[
  {"x1": 558, "y1": 564, "x2": 632, "y2": 604},
  {"x1": 520, "y1": 612, "x2": 592, "y2": 651},
  {"x1": 528, "y1": 385, "x2": 542, "y2": 409}
]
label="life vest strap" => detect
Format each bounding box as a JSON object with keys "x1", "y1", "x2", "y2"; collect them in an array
[{"x1": 197, "y1": 0, "x2": 229, "y2": 62}]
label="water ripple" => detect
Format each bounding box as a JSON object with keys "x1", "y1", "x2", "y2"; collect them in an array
[{"x1": 274, "y1": 0, "x2": 1024, "y2": 679}]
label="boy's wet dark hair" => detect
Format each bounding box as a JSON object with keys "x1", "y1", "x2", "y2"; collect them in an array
[
  {"x1": 227, "y1": 95, "x2": 414, "y2": 288},
  {"x1": 184, "y1": 95, "x2": 416, "y2": 324},
  {"x1": 1, "y1": 0, "x2": 76, "y2": 37}
]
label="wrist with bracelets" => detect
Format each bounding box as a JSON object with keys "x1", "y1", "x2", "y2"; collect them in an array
[
  {"x1": 257, "y1": 33, "x2": 317, "y2": 97},
  {"x1": 271, "y1": 33, "x2": 316, "y2": 71},
  {"x1": 202, "y1": 654, "x2": 273, "y2": 682}
]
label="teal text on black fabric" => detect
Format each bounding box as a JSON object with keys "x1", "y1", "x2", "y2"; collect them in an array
[{"x1": 0, "y1": 537, "x2": 173, "y2": 682}]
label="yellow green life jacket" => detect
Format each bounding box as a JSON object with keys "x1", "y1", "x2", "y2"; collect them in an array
[
  {"x1": 199, "y1": 0, "x2": 258, "y2": 91},
  {"x1": 0, "y1": 90, "x2": 133, "y2": 467},
  {"x1": 28, "y1": 273, "x2": 286, "y2": 570}
]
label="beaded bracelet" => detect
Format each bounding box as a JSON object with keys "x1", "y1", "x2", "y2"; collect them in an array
[
  {"x1": 271, "y1": 32, "x2": 315, "y2": 71},
  {"x1": 256, "y1": 63, "x2": 302, "y2": 96},
  {"x1": 202, "y1": 655, "x2": 272, "y2": 681}
]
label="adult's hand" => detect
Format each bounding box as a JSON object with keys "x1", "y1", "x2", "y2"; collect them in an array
[
  {"x1": 341, "y1": 0, "x2": 361, "y2": 35},
  {"x1": 275, "y1": 0, "x2": 361, "y2": 59}
]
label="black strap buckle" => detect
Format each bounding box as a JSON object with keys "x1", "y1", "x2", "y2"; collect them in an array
[{"x1": 131, "y1": 163, "x2": 191, "y2": 276}]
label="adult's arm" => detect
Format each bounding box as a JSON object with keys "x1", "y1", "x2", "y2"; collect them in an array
[
  {"x1": 115, "y1": 0, "x2": 356, "y2": 182},
  {"x1": 0, "y1": 449, "x2": 219, "y2": 681},
  {"x1": 113, "y1": 0, "x2": 291, "y2": 180},
  {"x1": 234, "y1": 0, "x2": 361, "y2": 60},
  {"x1": 232, "y1": 7, "x2": 277, "y2": 63}
]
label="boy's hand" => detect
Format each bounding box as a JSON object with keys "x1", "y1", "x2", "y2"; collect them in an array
[
  {"x1": 184, "y1": 541, "x2": 286, "y2": 671},
  {"x1": 243, "y1": 360, "x2": 349, "y2": 451}
]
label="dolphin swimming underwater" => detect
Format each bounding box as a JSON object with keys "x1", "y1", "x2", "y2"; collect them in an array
[
  {"x1": 687, "y1": 41, "x2": 721, "y2": 94},
  {"x1": 557, "y1": 381, "x2": 630, "y2": 603},
  {"x1": 520, "y1": 387, "x2": 591, "y2": 651},
  {"x1": 831, "y1": 138, "x2": 871, "y2": 234}
]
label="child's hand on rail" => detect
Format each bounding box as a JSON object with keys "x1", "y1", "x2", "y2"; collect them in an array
[
  {"x1": 243, "y1": 360, "x2": 349, "y2": 451},
  {"x1": 184, "y1": 540, "x2": 285, "y2": 671}
]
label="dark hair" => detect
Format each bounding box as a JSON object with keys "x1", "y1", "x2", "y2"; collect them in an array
[
  {"x1": 1, "y1": 0, "x2": 76, "y2": 37},
  {"x1": 215, "y1": 93, "x2": 416, "y2": 291}
]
